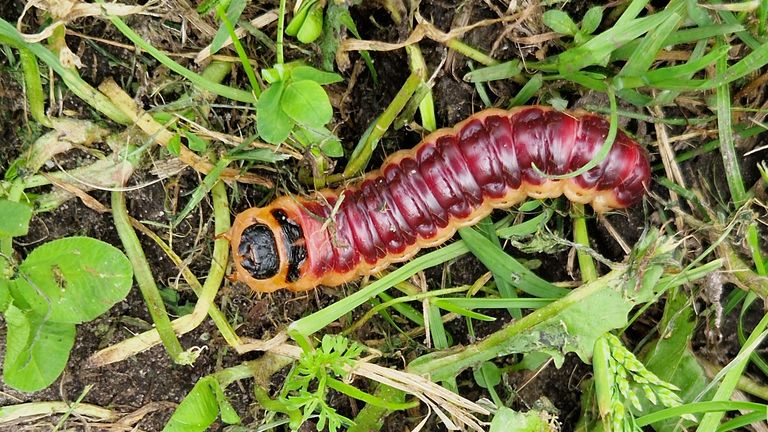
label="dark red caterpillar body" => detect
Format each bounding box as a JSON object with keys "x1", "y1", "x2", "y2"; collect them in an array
[{"x1": 229, "y1": 106, "x2": 651, "y2": 292}]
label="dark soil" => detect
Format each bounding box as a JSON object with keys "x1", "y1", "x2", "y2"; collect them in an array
[{"x1": 1, "y1": 1, "x2": 765, "y2": 432}]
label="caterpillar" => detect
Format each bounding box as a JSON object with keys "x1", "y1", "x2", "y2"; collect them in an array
[{"x1": 228, "y1": 106, "x2": 651, "y2": 293}]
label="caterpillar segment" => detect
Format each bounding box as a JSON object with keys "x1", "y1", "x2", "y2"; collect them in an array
[{"x1": 229, "y1": 106, "x2": 651, "y2": 293}]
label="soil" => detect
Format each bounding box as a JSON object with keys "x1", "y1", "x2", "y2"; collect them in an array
[{"x1": 1, "y1": 1, "x2": 765, "y2": 432}]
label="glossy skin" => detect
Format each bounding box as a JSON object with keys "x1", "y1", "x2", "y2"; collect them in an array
[{"x1": 229, "y1": 106, "x2": 651, "y2": 293}]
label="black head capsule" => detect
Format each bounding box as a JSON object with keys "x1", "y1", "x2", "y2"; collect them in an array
[
  {"x1": 271, "y1": 209, "x2": 307, "y2": 283},
  {"x1": 239, "y1": 224, "x2": 280, "y2": 279}
]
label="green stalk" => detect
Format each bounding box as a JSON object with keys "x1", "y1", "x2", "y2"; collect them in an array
[
  {"x1": 103, "y1": 13, "x2": 256, "y2": 104},
  {"x1": 445, "y1": 39, "x2": 498, "y2": 66},
  {"x1": 213, "y1": 354, "x2": 295, "y2": 388},
  {"x1": 196, "y1": 179, "x2": 235, "y2": 340},
  {"x1": 715, "y1": 40, "x2": 748, "y2": 207},
  {"x1": 19, "y1": 47, "x2": 50, "y2": 127},
  {"x1": 111, "y1": 191, "x2": 186, "y2": 363},
  {"x1": 572, "y1": 203, "x2": 598, "y2": 282},
  {"x1": 348, "y1": 384, "x2": 406, "y2": 432},
  {"x1": 0, "y1": 181, "x2": 26, "y2": 278},
  {"x1": 276, "y1": 0, "x2": 287, "y2": 65},
  {"x1": 696, "y1": 316, "x2": 768, "y2": 431},
  {"x1": 406, "y1": 45, "x2": 436, "y2": 131},
  {"x1": 638, "y1": 401, "x2": 767, "y2": 427},
  {"x1": 342, "y1": 72, "x2": 422, "y2": 178},
  {"x1": 129, "y1": 210, "x2": 241, "y2": 348},
  {"x1": 407, "y1": 269, "x2": 621, "y2": 381},
  {"x1": 0, "y1": 402, "x2": 115, "y2": 425},
  {"x1": 288, "y1": 241, "x2": 468, "y2": 337},
  {"x1": 0, "y1": 19, "x2": 131, "y2": 124},
  {"x1": 217, "y1": 5, "x2": 261, "y2": 98}
]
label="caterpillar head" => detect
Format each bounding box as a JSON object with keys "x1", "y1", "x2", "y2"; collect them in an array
[{"x1": 228, "y1": 205, "x2": 307, "y2": 293}]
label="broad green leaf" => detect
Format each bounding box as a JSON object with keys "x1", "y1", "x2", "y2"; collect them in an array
[
  {"x1": 490, "y1": 407, "x2": 556, "y2": 432},
  {"x1": 256, "y1": 81, "x2": 294, "y2": 144},
  {"x1": 209, "y1": 0, "x2": 247, "y2": 55},
  {"x1": 408, "y1": 267, "x2": 637, "y2": 381},
  {"x1": 581, "y1": 6, "x2": 603, "y2": 35},
  {"x1": 641, "y1": 289, "x2": 709, "y2": 431},
  {"x1": 542, "y1": 10, "x2": 578, "y2": 35},
  {"x1": 291, "y1": 65, "x2": 343, "y2": 85},
  {"x1": 163, "y1": 376, "x2": 240, "y2": 432},
  {"x1": 0, "y1": 200, "x2": 32, "y2": 237},
  {"x1": 3, "y1": 305, "x2": 76, "y2": 392},
  {"x1": 185, "y1": 131, "x2": 208, "y2": 152},
  {"x1": 281, "y1": 80, "x2": 333, "y2": 128},
  {"x1": 12, "y1": 237, "x2": 133, "y2": 324},
  {"x1": 524, "y1": 285, "x2": 632, "y2": 366},
  {"x1": 473, "y1": 362, "x2": 501, "y2": 389}
]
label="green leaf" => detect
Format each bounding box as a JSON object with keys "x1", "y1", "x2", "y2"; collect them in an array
[
  {"x1": 296, "y1": 1, "x2": 324, "y2": 43},
  {"x1": 320, "y1": 138, "x2": 344, "y2": 158},
  {"x1": 473, "y1": 361, "x2": 501, "y2": 389},
  {"x1": 0, "y1": 280, "x2": 9, "y2": 312},
  {"x1": 291, "y1": 65, "x2": 343, "y2": 85},
  {"x1": 185, "y1": 131, "x2": 208, "y2": 152},
  {"x1": 286, "y1": 0, "x2": 315, "y2": 36},
  {"x1": 3, "y1": 304, "x2": 76, "y2": 392},
  {"x1": 0, "y1": 200, "x2": 32, "y2": 237},
  {"x1": 281, "y1": 80, "x2": 333, "y2": 128},
  {"x1": 581, "y1": 6, "x2": 603, "y2": 35},
  {"x1": 261, "y1": 66, "x2": 283, "y2": 84},
  {"x1": 196, "y1": 0, "x2": 222, "y2": 14},
  {"x1": 463, "y1": 60, "x2": 522, "y2": 83},
  {"x1": 559, "y1": 11, "x2": 671, "y2": 73},
  {"x1": 532, "y1": 286, "x2": 632, "y2": 366},
  {"x1": 12, "y1": 237, "x2": 133, "y2": 324},
  {"x1": 168, "y1": 133, "x2": 182, "y2": 156},
  {"x1": 209, "y1": 0, "x2": 247, "y2": 55},
  {"x1": 490, "y1": 407, "x2": 556, "y2": 432},
  {"x1": 256, "y1": 81, "x2": 294, "y2": 144},
  {"x1": 458, "y1": 227, "x2": 568, "y2": 298},
  {"x1": 163, "y1": 376, "x2": 240, "y2": 432},
  {"x1": 293, "y1": 125, "x2": 343, "y2": 156},
  {"x1": 542, "y1": 10, "x2": 578, "y2": 35},
  {"x1": 227, "y1": 147, "x2": 291, "y2": 163}
]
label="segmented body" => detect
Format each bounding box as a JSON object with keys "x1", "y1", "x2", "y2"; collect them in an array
[{"x1": 229, "y1": 106, "x2": 651, "y2": 293}]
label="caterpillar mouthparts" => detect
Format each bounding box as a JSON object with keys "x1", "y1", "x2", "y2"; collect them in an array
[{"x1": 229, "y1": 106, "x2": 651, "y2": 293}]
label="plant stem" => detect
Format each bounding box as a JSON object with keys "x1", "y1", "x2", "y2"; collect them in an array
[
  {"x1": 341, "y1": 72, "x2": 425, "y2": 178},
  {"x1": 0, "y1": 19, "x2": 131, "y2": 124},
  {"x1": 715, "y1": 39, "x2": 747, "y2": 207},
  {"x1": 277, "y1": 0, "x2": 287, "y2": 65},
  {"x1": 445, "y1": 39, "x2": 498, "y2": 66},
  {"x1": 408, "y1": 270, "x2": 621, "y2": 381},
  {"x1": 111, "y1": 191, "x2": 186, "y2": 363},
  {"x1": 348, "y1": 384, "x2": 406, "y2": 432},
  {"x1": 572, "y1": 203, "x2": 598, "y2": 282},
  {"x1": 19, "y1": 47, "x2": 50, "y2": 127},
  {"x1": 104, "y1": 14, "x2": 256, "y2": 103}
]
